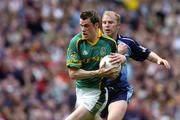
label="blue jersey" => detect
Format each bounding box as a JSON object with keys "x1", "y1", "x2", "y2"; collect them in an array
[
  {"x1": 101, "y1": 35, "x2": 151, "y2": 118},
  {"x1": 106, "y1": 35, "x2": 151, "y2": 87}
]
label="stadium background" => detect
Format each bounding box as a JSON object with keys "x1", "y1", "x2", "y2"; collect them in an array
[{"x1": 0, "y1": 0, "x2": 179, "y2": 119}]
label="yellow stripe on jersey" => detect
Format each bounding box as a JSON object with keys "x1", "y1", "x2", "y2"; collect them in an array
[
  {"x1": 102, "y1": 34, "x2": 116, "y2": 43},
  {"x1": 87, "y1": 29, "x2": 102, "y2": 46},
  {"x1": 76, "y1": 38, "x2": 84, "y2": 52}
]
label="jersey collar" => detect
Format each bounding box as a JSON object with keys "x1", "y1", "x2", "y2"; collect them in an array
[{"x1": 83, "y1": 29, "x2": 102, "y2": 45}]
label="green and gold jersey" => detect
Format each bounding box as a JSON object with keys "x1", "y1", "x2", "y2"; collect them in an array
[{"x1": 66, "y1": 30, "x2": 117, "y2": 89}]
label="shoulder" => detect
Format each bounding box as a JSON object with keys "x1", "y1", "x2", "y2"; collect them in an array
[
  {"x1": 69, "y1": 33, "x2": 84, "y2": 48},
  {"x1": 70, "y1": 33, "x2": 83, "y2": 43},
  {"x1": 117, "y1": 35, "x2": 137, "y2": 45},
  {"x1": 117, "y1": 35, "x2": 144, "y2": 50},
  {"x1": 101, "y1": 34, "x2": 117, "y2": 52},
  {"x1": 101, "y1": 34, "x2": 116, "y2": 43},
  {"x1": 68, "y1": 33, "x2": 84, "y2": 52}
]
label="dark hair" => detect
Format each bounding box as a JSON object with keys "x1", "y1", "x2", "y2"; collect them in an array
[{"x1": 80, "y1": 10, "x2": 100, "y2": 25}]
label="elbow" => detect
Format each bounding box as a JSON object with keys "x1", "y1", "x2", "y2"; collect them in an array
[
  {"x1": 69, "y1": 74, "x2": 77, "y2": 80},
  {"x1": 68, "y1": 69, "x2": 78, "y2": 80}
]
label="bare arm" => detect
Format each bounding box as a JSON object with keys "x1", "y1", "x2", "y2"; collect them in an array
[
  {"x1": 68, "y1": 68, "x2": 99, "y2": 80},
  {"x1": 115, "y1": 38, "x2": 170, "y2": 69},
  {"x1": 147, "y1": 52, "x2": 170, "y2": 69},
  {"x1": 68, "y1": 65, "x2": 120, "y2": 80}
]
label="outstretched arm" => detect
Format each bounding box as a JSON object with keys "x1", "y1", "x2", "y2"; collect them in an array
[
  {"x1": 147, "y1": 51, "x2": 170, "y2": 69},
  {"x1": 115, "y1": 37, "x2": 170, "y2": 69}
]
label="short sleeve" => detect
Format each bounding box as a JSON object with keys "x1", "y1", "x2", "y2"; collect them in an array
[
  {"x1": 118, "y1": 36, "x2": 151, "y2": 61},
  {"x1": 130, "y1": 40, "x2": 151, "y2": 61},
  {"x1": 66, "y1": 39, "x2": 81, "y2": 69}
]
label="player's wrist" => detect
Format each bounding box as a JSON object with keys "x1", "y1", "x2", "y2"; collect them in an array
[
  {"x1": 97, "y1": 69, "x2": 103, "y2": 77},
  {"x1": 123, "y1": 55, "x2": 127, "y2": 63},
  {"x1": 120, "y1": 55, "x2": 127, "y2": 64}
]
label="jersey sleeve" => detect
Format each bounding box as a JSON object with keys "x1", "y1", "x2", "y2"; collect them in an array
[
  {"x1": 66, "y1": 38, "x2": 81, "y2": 69},
  {"x1": 129, "y1": 39, "x2": 151, "y2": 61},
  {"x1": 119, "y1": 37, "x2": 151, "y2": 61}
]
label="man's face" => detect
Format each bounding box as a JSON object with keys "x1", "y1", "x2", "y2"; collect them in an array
[
  {"x1": 102, "y1": 14, "x2": 119, "y2": 37},
  {"x1": 80, "y1": 18, "x2": 97, "y2": 40}
]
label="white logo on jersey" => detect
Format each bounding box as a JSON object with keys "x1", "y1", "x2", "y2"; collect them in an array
[{"x1": 82, "y1": 50, "x2": 88, "y2": 55}]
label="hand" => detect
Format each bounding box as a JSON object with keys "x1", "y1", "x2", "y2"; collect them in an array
[
  {"x1": 109, "y1": 72, "x2": 119, "y2": 80},
  {"x1": 157, "y1": 58, "x2": 170, "y2": 69},
  {"x1": 98, "y1": 62, "x2": 120, "y2": 78},
  {"x1": 109, "y1": 53, "x2": 126, "y2": 65}
]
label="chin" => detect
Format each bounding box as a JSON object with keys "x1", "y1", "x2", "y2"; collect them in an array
[
  {"x1": 106, "y1": 33, "x2": 112, "y2": 37},
  {"x1": 82, "y1": 35, "x2": 88, "y2": 39}
]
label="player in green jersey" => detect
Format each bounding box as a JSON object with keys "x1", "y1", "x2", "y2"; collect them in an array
[{"x1": 66, "y1": 10, "x2": 126, "y2": 120}]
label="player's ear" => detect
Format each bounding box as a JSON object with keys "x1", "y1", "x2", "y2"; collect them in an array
[
  {"x1": 117, "y1": 23, "x2": 120, "y2": 29},
  {"x1": 94, "y1": 23, "x2": 99, "y2": 29}
]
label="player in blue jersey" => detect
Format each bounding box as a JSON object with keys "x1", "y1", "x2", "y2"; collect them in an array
[{"x1": 101, "y1": 11, "x2": 170, "y2": 120}]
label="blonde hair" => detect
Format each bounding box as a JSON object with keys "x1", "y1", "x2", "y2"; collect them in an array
[{"x1": 102, "y1": 11, "x2": 120, "y2": 24}]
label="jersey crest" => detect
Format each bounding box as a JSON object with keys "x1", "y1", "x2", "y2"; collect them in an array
[{"x1": 100, "y1": 47, "x2": 107, "y2": 56}]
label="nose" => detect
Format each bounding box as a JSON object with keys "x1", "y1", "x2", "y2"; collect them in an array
[
  {"x1": 81, "y1": 26, "x2": 86, "y2": 32},
  {"x1": 82, "y1": 30, "x2": 86, "y2": 34}
]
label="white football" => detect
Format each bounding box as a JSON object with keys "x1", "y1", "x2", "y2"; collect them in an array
[{"x1": 99, "y1": 55, "x2": 122, "y2": 79}]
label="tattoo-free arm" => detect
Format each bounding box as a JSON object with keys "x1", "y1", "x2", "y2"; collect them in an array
[
  {"x1": 68, "y1": 68, "x2": 99, "y2": 80},
  {"x1": 147, "y1": 52, "x2": 170, "y2": 69},
  {"x1": 68, "y1": 64, "x2": 120, "y2": 80}
]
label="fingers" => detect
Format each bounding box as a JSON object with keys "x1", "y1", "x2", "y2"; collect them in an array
[
  {"x1": 107, "y1": 66, "x2": 120, "y2": 75},
  {"x1": 109, "y1": 53, "x2": 126, "y2": 65},
  {"x1": 163, "y1": 60, "x2": 171, "y2": 69},
  {"x1": 103, "y1": 66, "x2": 120, "y2": 76},
  {"x1": 109, "y1": 54, "x2": 118, "y2": 64},
  {"x1": 100, "y1": 61, "x2": 106, "y2": 68},
  {"x1": 158, "y1": 59, "x2": 171, "y2": 69},
  {"x1": 110, "y1": 57, "x2": 121, "y2": 65}
]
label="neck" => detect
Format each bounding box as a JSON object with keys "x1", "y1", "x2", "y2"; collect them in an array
[
  {"x1": 88, "y1": 30, "x2": 98, "y2": 42},
  {"x1": 111, "y1": 32, "x2": 118, "y2": 40}
]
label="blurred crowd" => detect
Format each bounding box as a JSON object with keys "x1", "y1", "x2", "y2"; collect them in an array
[{"x1": 0, "y1": 0, "x2": 179, "y2": 120}]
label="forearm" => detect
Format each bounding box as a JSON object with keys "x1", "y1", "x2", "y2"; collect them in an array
[
  {"x1": 147, "y1": 51, "x2": 170, "y2": 69},
  {"x1": 68, "y1": 68, "x2": 99, "y2": 80},
  {"x1": 147, "y1": 52, "x2": 161, "y2": 63}
]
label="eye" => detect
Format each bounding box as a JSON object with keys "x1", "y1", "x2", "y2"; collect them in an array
[
  {"x1": 80, "y1": 24, "x2": 89, "y2": 28},
  {"x1": 84, "y1": 24, "x2": 89, "y2": 27},
  {"x1": 109, "y1": 21, "x2": 113, "y2": 24}
]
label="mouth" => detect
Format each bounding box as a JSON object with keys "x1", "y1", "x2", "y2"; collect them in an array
[
  {"x1": 82, "y1": 33, "x2": 88, "y2": 38},
  {"x1": 83, "y1": 33, "x2": 88, "y2": 36},
  {"x1": 104, "y1": 29, "x2": 111, "y2": 34}
]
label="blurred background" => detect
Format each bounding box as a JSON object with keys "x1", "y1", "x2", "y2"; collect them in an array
[{"x1": 0, "y1": 0, "x2": 179, "y2": 120}]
